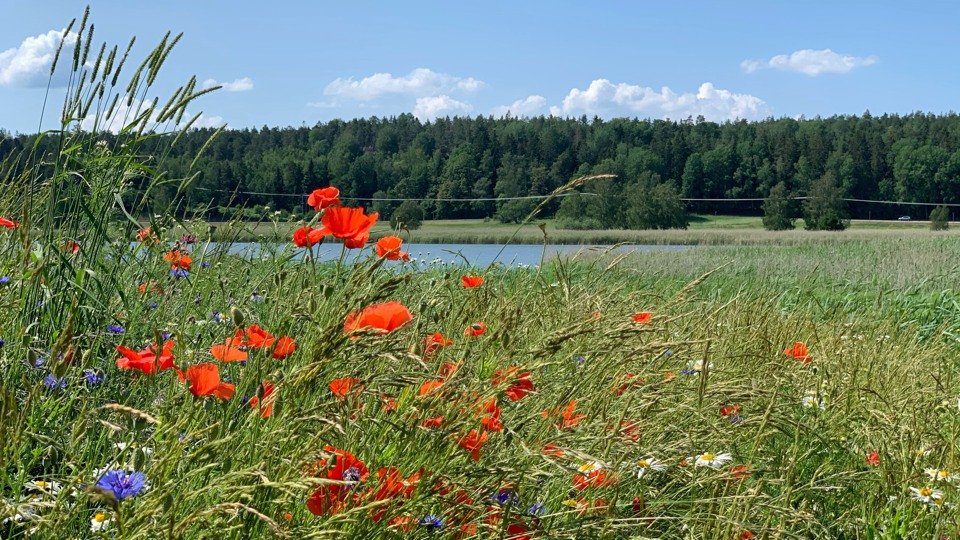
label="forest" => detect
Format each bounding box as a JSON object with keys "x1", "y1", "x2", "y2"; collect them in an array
[{"x1": 3, "y1": 111, "x2": 960, "y2": 227}]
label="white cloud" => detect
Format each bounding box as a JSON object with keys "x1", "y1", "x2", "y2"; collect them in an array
[
  {"x1": 549, "y1": 79, "x2": 768, "y2": 121},
  {"x1": 324, "y1": 68, "x2": 484, "y2": 101},
  {"x1": 0, "y1": 29, "x2": 77, "y2": 87},
  {"x1": 741, "y1": 49, "x2": 878, "y2": 76},
  {"x1": 413, "y1": 95, "x2": 472, "y2": 121},
  {"x1": 202, "y1": 77, "x2": 253, "y2": 92},
  {"x1": 79, "y1": 97, "x2": 224, "y2": 133},
  {"x1": 491, "y1": 95, "x2": 547, "y2": 118}
]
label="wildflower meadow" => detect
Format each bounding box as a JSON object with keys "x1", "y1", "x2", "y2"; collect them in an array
[{"x1": 4, "y1": 11, "x2": 960, "y2": 540}]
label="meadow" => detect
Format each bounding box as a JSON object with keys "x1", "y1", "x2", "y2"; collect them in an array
[{"x1": 4, "y1": 15, "x2": 960, "y2": 540}]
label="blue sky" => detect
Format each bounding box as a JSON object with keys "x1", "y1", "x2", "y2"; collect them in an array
[{"x1": 0, "y1": 1, "x2": 955, "y2": 133}]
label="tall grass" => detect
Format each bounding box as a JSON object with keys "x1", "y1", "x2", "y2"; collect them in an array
[{"x1": 2, "y1": 11, "x2": 960, "y2": 540}]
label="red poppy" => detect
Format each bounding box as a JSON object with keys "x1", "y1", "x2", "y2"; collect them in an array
[
  {"x1": 163, "y1": 250, "x2": 192, "y2": 271},
  {"x1": 62, "y1": 241, "x2": 80, "y2": 254},
  {"x1": 492, "y1": 368, "x2": 535, "y2": 401},
  {"x1": 307, "y1": 186, "x2": 341, "y2": 211},
  {"x1": 740, "y1": 533, "x2": 755, "y2": 540},
  {"x1": 293, "y1": 226, "x2": 325, "y2": 248},
  {"x1": 248, "y1": 380, "x2": 276, "y2": 417},
  {"x1": 437, "y1": 361, "x2": 461, "y2": 378},
  {"x1": 728, "y1": 465, "x2": 751, "y2": 480},
  {"x1": 542, "y1": 442, "x2": 565, "y2": 458},
  {"x1": 344, "y1": 301, "x2": 413, "y2": 335},
  {"x1": 116, "y1": 341, "x2": 176, "y2": 374},
  {"x1": 0, "y1": 217, "x2": 18, "y2": 228},
  {"x1": 329, "y1": 377, "x2": 364, "y2": 399},
  {"x1": 137, "y1": 281, "x2": 164, "y2": 295},
  {"x1": 375, "y1": 236, "x2": 409, "y2": 261},
  {"x1": 572, "y1": 465, "x2": 614, "y2": 490},
  {"x1": 457, "y1": 429, "x2": 488, "y2": 461},
  {"x1": 542, "y1": 399, "x2": 585, "y2": 429},
  {"x1": 478, "y1": 398, "x2": 503, "y2": 432},
  {"x1": 183, "y1": 363, "x2": 235, "y2": 399},
  {"x1": 865, "y1": 450, "x2": 880, "y2": 467},
  {"x1": 461, "y1": 275, "x2": 485, "y2": 288},
  {"x1": 784, "y1": 341, "x2": 811, "y2": 364},
  {"x1": 210, "y1": 340, "x2": 248, "y2": 362},
  {"x1": 369, "y1": 467, "x2": 420, "y2": 522},
  {"x1": 422, "y1": 416, "x2": 444, "y2": 428},
  {"x1": 306, "y1": 446, "x2": 369, "y2": 516},
  {"x1": 272, "y1": 336, "x2": 296, "y2": 359},
  {"x1": 136, "y1": 227, "x2": 158, "y2": 243},
  {"x1": 422, "y1": 333, "x2": 452, "y2": 360},
  {"x1": 614, "y1": 373, "x2": 645, "y2": 395},
  {"x1": 632, "y1": 311, "x2": 652, "y2": 324},
  {"x1": 418, "y1": 380, "x2": 445, "y2": 397},
  {"x1": 465, "y1": 322, "x2": 486, "y2": 337},
  {"x1": 316, "y1": 206, "x2": 378, "y2": 248},
  {"x1": 619, "y1": 420, "x2": 640, "y2": 442},
  {"x1": 505, "y1": 523, "x2": 533, "y2": 540},
  {"x1": 245, "y1": 324, "x2": 275, "y2": 348},
  {"x1": 720, "y1": 404, "x2": 741, "y2": 417}
]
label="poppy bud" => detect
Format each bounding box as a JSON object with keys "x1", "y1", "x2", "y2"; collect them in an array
[
  {"x1": 231, "y1": 306, "x2": 244, "y2": 328},
  {"x1": 26, "y1": 348, "x2": 38, "y2": 367}
]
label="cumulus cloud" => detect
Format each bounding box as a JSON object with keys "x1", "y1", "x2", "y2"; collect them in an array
[
  {"x1": 79, "y1": 97, "x2": 224, "y2": 133},
  {"x1": 491, "y1": 95, "x2": 547, "y2": 118},
  {"x1": 741, "y1": 48, "x2": 878, "y2": 76},
  {"x1": 202, "y1": 77, "x2": 253, "y2": 92},
  {"x1": 413, "y1": 95, "x2": 472, "y2": 121},
  {"x1": 324, "y1": 68, "x2": 483, "y2": 101},
  {"x1": 0, "y1": 29, "x2": 77, "y2": 87},
  {"x1": 548, "y1": 79, "x2": 768, "y2": 121}
]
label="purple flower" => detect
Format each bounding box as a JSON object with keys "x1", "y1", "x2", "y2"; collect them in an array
[
  {"x1": 44, "y1": 373, "x2": 66, "y2": 389},
  {"x1": 148, "y1": 303, "x2": 158, "y2": 310},
  {"x1": 96, "y1": 470, "x2": 146, "y2": 500},
  {"x1": 526, "y1": 501, "x2": 545, "y2": 517},
  {"x1": 170, "y1": 268, "x2": 189, "y2": 278},
  {"x1": 180, "y1": 234, "x2": 198, "y2": 245},
  {"x1": 573, "y1": 356, "x2": 587, "y2": 365},
  {"x1": 200, "y1": 261, "x2": 211, "y2": 268},
  {"x1": 0, "y1": 339, "x2": 5, "y2": 348},
  {"x1": 83, "y1": 370, "x2": 104, "y2": 384},
  {"x1": 681, "y1": 369, "x2": 696, "y2": 376},
  {"x1": 0, "y1": 276, "x2": 9, "y2": 284},
  {"x1": 729, "y1": 415, "x2": 744, "y2": 424},
  {"x1": 418, "y1": 516, "x2": 443, "y2": 529},
  {"x1": 489, "y1": 489, "x2": 516, "y2": 506},
  {"x1": 107, "y1": 325, "x2": 125, "y2": 334},
  {"x1": 161, "y1": 332, "x2": 172, "y2": 340}
]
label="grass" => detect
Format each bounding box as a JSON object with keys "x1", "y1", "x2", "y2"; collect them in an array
[{"x1": 4, "y1": 14, "x2": 960, "y2": 540}]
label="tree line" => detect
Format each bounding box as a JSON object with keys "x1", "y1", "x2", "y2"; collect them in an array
[{"x1": 3, "y1": 111, "x2": 960, "y2": 229}]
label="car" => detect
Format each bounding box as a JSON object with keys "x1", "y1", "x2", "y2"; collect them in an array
[{"x1": 898, "y1": 216, "x2": 911, "y2": 221}]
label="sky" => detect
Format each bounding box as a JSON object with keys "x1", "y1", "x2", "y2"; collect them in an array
[{"x1": 0, "y1": 1, "x2": 956, "y2": 134}]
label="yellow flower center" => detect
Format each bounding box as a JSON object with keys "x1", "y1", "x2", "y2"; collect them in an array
[
  {"x1": 700, "y1": 453, "x2": 715, "y2": 461},
  {"x1": 920, "y1": 488, "x2": 933, "y2": 497},
  {"x1": 637, "y1": 460, "x2": 650, "y2": 468},
  {"x1": 94, "y1": 513, "x2": 107, "y2": 523},
  {"x1": 35, "y1": 481, "x2": 48, "y2": 488},
  {"x1": 940, "y1": 470, "x2": 951, "y2": 478},
  {"x1": 578, "y1": 462, "x2": 600, "y2": 473}
]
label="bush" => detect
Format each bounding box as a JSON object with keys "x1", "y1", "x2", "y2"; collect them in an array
[
  {"x1": 930, "y1": 205, "x2": 950, "y2": 230},
  {"x1": 762, "y1": 182, "x2": 796, "y2": 231},
  {"x1": 390, "y1": 200, "x2": 424, "y2": 230}
]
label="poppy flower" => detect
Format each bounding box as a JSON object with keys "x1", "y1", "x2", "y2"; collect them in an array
[
  {"x1": 865, "y1": 451, "x2": 880, "y2": 467},
  {"x1": 631, "y1": 311, "x2": 652, "y2": 324},
  {"x1": 329, "y1": 377, "x2": 364, "y2": 400},
  {"x1": 419, "y1": 380, "x2": 445, "y2": 397},
  {"x1": 784, "y1": 342, "x2": 811, "y2": 364},
  {"x1": 248, "y1": 380, "x2": 276, "y2": 417},
  {"x1": 0, "y1": 217, "x2": 18, "y2": 228},
  {"x1": 293, "y1": 226, "x2": 325, "y2": 248},
  {"x1": 492, "y1": 368, "x2": 534, "y2": 401},
  {"x1": 116, "y1": 341, "x2": 176, "y2": 374},
  {"x1": 572, "y1": 462, "x2": 615, "y2": 490},
  {"x1": 461, "y1": 275, "x2": 484, "y2": 288},
  {"x1": 542, "y1": 399, "x2": 585, "y2": 429},
  {"x1": 183, "y1": 363, "x2": 235, "y2": 399},
  {"x1": 210, "y1": 340, "x2": 248, "y2": 362},
  {"x1": 306, "y1": 446, "x2": 369, "y2": 516},
  {"x1": 137, "y1": 227, "x2": 159, "y2": 243},
  {"x1": 437, "y1": 361, "x2": 461, "y2": 378},
  {"x1": 422, "y1": 416, "x2": 444, "y2": 428},
  {"x1": 272, "y1": 336, "x2": 296, "y2": 359},
  {"x1": 62, "y1": 241, "x2": 80, "y2": 254},
  {"x1": 728, "y1": 465, "x2": 752, "y2": 479},
  {"x1": 163, "y1": 250, "x2": 192, "y2": 271},
  {"x1": 369, "y1": 467, "x2": 421, "y2": 522},
  {"x1": 465, "y1": 322, "x2": 486, "y2": 337},
  {"x1": 478, "y1": 398, "x2": 503, "y2": 432},
  {"x1": 422, "y1": 333, "x2": 453, "y2": 361},
  {"x1": 457, "y1": 429, "x2": 488, "y2": 461},
  {"x1": 307, "y1": 186, "x2": 341, "y2": 211},
  {"x1": 720, "y1": 404, "x2": 741, "y2": 417},
  {"x1": 316, "y1": 206, "x2": 378, "y2": 248},
  {"x1": 614, "y1": 373, "x2": 644, "y2": 395},
  {"x1": 542, "y1": 442, "x2": 565, "y2": 458},
  {"x1": 245, "y1": 324, "x2": 276, "y2": 348},
  {"x1": 375, "y1": 236, "x2": 410, "y2": 261},
  {"x1": 344, "y1": 301, "x2": 413, "y2": 335}
]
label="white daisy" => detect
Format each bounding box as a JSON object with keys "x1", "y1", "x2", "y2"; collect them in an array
[
  {"x1": 635, "y1": 457, "x2": 667, "y2": 478},
  {"x1": 23, "y1": 480, "x2": 62, "y2": 495},
  {"x1": 694, "y1": 452, "x2": 733, "y2": 468},
  {"x1": 90, "y1": 511, "x2": 112, "y2": 532},
  {"x1": 924, "y1": 468, "x2": 955, "y2": 482},
  {"x1": 801, "y1": 391, "x2": 825, "y2": 409},
  {"x1": 577, "y1": 461, "x2": 604, "y2": 474},
  {"x1": 910, "y1": 486, "x2": 944, "y2": 503}
]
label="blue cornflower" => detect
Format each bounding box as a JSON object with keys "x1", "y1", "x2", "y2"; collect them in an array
[
  {"x1": 250, "y1": 291, "x2": 263, "y2": 303},
  {"x1": 96, "y1": 470, "x2": 147, "y2": 501},
  {"x1": 665, "y1": 350, "x2": 673, "y2": 357},
  {"x1": 526, "y1": 501, "x2": 545, "y2": 517},
  {"x1": 0, "y1": 338, "x2": 5, "y2": 348},
  {"x1": 83, "y1": 370, "x2": 104, "y2": 384},
  {"x1": 681, "y1": 369, "x2": 696, "y2": 376},
  {"x1": 148, "y1": 303, "x2": 158, "y2": 309},
  {"x1": 200, "y1": 261, "x2": 211, "y2": 268},
  {"x1": 211, "y1": 310, "x2": 227, "y2": 323},
  {"x1": 44, "y1": 373, "x2": 66, "y2": 389},
  {"x1": 489, "y1": 489, "x2": 515, "y2": 506},
  {"x1": 30, "y1": 356, "x2": 45, "y2": 368},
  {"x1": 0, "y1": 276, "x2": 9, "y2": 284},
  {"x1": 729, "y1": 415, "x2": 744, "y2": 424},
  {"x1": 573, "y1": 356, "x2": 587, "y2": 365},
  {"x1": 37, "y1": 300, "x2": 44, "y2": 307},
  {"x1": 418, "y1": 516, "x2": 443, "y2": 529},
  {"x1": 170, "y1": 268, "x2": 189, "y2": 278},
  {"x1": 161, "y1": 332, "x2": 172, "y2": 340},
  {"x1": 107, "y1": 324, "x2": 125, "y2": 334}
]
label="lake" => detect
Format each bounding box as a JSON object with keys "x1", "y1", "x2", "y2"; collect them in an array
[{"x1": 215, "y1": 243, "x2": 690, "y2": 268}]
